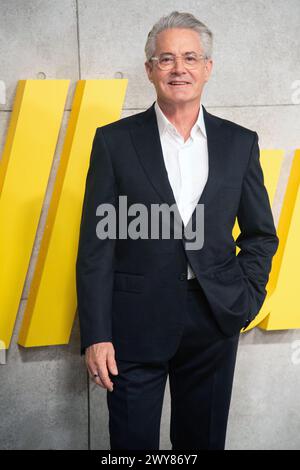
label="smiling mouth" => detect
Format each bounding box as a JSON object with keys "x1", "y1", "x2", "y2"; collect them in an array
[{"x1": 168, "y1": 81, "x2": 191, "y2": 86}]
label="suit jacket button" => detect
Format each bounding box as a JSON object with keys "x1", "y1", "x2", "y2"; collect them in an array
[{"x1": 179, "y1": 272, "x2": 187, "y2": 281}]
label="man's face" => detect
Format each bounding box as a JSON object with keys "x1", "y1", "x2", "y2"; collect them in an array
[{"x1": 145, "y1": 28, "x2": 213, "y2": 106}]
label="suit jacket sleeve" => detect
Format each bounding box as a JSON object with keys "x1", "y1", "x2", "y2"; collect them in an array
[
  {"x1": 76, "y1": 128, "x2": 116, "y2": 355},
  {"x1": 236, "y1": 131, "x2": 279, "y2": 328}
]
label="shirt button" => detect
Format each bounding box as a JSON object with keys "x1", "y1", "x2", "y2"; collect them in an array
[{"x1": 179, "y1": 272, "x2": 187, "y2": 281}]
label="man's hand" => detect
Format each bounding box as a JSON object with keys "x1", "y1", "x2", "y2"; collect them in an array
[{"x1": 85, "y1": 342, "x2": 118, "y2": 391}]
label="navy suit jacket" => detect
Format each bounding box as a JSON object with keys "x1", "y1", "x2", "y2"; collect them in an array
[{"x1": 76, "y1": 102, "x2": 279, "y2": 361}]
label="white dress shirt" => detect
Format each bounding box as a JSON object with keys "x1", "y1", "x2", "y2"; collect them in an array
[{"x1": 154, "y1": 100, "x2": 209, "y2": 279}]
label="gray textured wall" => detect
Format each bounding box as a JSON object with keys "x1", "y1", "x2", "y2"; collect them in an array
[{"x1": 0, "y1": 0, "x2": 299, "y2": 450}]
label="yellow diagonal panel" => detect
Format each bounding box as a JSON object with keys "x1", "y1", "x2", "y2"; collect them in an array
[
  {"x1": 259, "y1": 150, "x2": 300, "y2": 330},
  {"x1": 0, "y1": 80, "x2": 69, "y2": 350},
  {"x1": 18, "y1": 79, "x2": 128, "y2": 348},
  {"x1": 260, "y1": 150, "x2": 284, "y2": 205}
]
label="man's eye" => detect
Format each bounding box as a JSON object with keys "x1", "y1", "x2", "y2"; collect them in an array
[
  {"x1": 185, "y1": 56, "x2": 197, "y2": 62},
  {"x1": 160, "y1": 57, "x2": 173, "y2": 63}
]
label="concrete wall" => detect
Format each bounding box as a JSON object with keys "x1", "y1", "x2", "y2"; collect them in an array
[{"x1": 0, "y1": 0, "x2": 299, "y2": 450}]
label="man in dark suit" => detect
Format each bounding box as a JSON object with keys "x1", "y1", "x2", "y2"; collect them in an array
[{"x1": 76, "y1": 11, "x2": 279, "y2": 450}]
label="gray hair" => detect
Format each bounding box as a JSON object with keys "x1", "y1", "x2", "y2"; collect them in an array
[{"x1": 144, "y1": 11, "x2": 213, "y2": 62}]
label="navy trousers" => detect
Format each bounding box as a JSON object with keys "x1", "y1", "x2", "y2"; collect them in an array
[{"x1": 106, "y1": 277, "x2": 240, "y2": 450}]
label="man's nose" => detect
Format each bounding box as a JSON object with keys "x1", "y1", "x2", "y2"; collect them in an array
[{"x1": 172, "y1": 56, "x2": 187, "y2": 73}]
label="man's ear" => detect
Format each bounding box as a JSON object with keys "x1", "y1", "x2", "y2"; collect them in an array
[
  {"x1": 204, "y1": 59, "x2": 213, "y2": 82},
  {"x1": 145, "y1": 61, "x2": 153, "y2": 82}
]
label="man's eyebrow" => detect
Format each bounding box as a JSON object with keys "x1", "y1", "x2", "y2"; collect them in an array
[{"x1": 159, "y1": 50, "x2": 199, "y2": 55}]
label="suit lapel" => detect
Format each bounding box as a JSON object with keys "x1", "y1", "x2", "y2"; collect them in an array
[
  {"x1": 130, "y1": 102, "x2": 177, "y2": 209},
  {"x1": 130, "y1": 102, "x2": 231, "y2": 229}
]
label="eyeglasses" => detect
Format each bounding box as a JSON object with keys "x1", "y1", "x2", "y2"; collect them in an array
[{"x1": 149, "y1": 53, "x2": 208, "y2": 70}]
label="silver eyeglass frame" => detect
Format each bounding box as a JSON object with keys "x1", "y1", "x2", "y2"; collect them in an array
[{"x1": 149, "y1": 53, "x2": 209, "y2": 70}]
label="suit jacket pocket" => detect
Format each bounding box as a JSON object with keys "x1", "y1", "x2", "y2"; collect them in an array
[
  {"x1": 113, "y1": 271, "x2": 145, "y2": 293},
  {"x1": 213, "y1": 263, "x2": 245, "y2": 284}
]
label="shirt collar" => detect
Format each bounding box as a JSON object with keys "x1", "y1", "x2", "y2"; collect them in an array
[{"x1": 154, "y1": 100, "x2": 207, "y2": 140}]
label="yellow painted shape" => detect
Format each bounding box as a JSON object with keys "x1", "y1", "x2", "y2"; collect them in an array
[
  {"x1": 0, "y1": 80, "x2": 69, "y2": 350},
  {"x1": 18, "y1": 80, "x2": 128, "y2": 348},
  {"x1": 259, "y1": 150, "x2": 300, "y2": 330}
]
